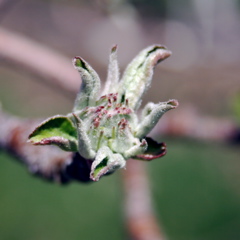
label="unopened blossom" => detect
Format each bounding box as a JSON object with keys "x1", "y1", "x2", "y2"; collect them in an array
[{"x1": 28, "y1": 45, "x2": 178, "y2": 181}]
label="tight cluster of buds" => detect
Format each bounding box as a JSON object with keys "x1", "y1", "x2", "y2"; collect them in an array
[{"x1": 28, "y1": 45, "x2": 178, "y2": 181}]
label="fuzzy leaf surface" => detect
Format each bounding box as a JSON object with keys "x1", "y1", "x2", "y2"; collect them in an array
[
  {"x1": 73, "y1": 57, "x2": 100, "y2": 110},
  {"x1": 119, "y1": 45, "x2": 171, "y2": 109},
  {"x1": 28, "y1": 115, "x2": 78, "y2": 151}
]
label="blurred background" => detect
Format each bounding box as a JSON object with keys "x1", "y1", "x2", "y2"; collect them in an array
[{"x1": 0, "y1": 0, "x2": 240, "y2": 239}]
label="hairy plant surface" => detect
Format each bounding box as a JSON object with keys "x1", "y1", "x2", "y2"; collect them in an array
[{"x1": 28, "y1": 45, "x2": 178, "y2": 181}]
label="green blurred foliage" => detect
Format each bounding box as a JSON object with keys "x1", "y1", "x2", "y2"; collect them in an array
[
  {"x1": 1, "y1": 139, "x2": 240, "y2": 240},
  {"x1": 0, "y1": 151, "x2": 124, "y2": 240},
  {"x1": 232, "y1": 92, "x2": 240, "y2": 123},
  {"x1": 151, "y1": 138, "x2": 240, "y2": 240}
]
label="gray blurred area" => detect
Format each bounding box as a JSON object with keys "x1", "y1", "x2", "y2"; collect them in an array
[{"x1": 0, "y1": 0, "x2": 240, "y2": 116}]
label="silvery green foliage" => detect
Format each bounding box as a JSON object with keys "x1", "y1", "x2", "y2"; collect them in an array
[{"x1": 28, "y1": 45, "x2": 178, "y2": 181}]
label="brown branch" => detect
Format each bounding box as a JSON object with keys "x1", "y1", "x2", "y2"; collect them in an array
[
  {"x1": 155, "y1": 107, "x2": 239, "y2": 143},
  {"x1": 0, "y1": 27, "x2": 80, "y2": 96},
  {"x1": 122, "y1": 160, "x2": 165, "y2": 240},
  {"x1": 0, "y1": 109, "x2": 93, "y2": 183},
  {"x1": 0, "y1": 109, "x2": 69, "y2": 182}
]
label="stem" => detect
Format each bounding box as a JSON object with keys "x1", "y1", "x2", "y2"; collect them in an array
[{"x1": 122, "y1": 160, "x2": 165, "y2": 240}]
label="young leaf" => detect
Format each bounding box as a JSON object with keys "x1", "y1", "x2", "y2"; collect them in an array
[
  {"x1": 119, "y1": 45, "x2": 171, "y2": 110},
  {"x1": 90, "y1": 146, "x2": 125, "y2": 181},
  {"x1": 102, "y1": 45, "x2": 120, "y2": 95},
  {"x1": 136, "y1": 99, "x2": 179, "y2": 138},
  {"x1": 73, "y1": 57, "x2": 101, "y2": 111},
  {"x1": 72, "y1": 113, "x2": 96, "y2": 159},
  {"x1": 28, "y1": 115, "x2": 78, "y2": 152}
]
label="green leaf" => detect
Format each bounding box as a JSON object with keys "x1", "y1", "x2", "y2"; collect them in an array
[
  {"x1": 90, "y1": 146, "x2": 125, "y2": 181},
  {"x1": 90, "y1": 157, "x2": 121, "y2": 182},
  {"x1": 136, "y1": 99, "x2": 179, "y2": 138},
  {"x1": 119, "y1": 45, "x2": 171, "y2": 110},
  {"x1": 72, "y1": 113, "x2": 96, "y2": 159},
  {"x1": 91, "y1": 157, "x2": 109, "y2": 181},
  {"x1": 28, "y1": 115, "x2": 78, "y2": 152},
  {"x1": 102, "y1": 45, "x2": 120, "y2": 95},
  {"x1": 73, "y1": 57, "x2": 101, "y2": 110},
  {"x1": 232, "y1": 92, "x2": 240, "y2": 123},
  {"x1": 133, "y1": 137, "x2": 167, "y2": 161}
]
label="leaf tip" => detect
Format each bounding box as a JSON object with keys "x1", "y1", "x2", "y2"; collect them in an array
[
  {"x1": 149, "y1": 45, "x2": 172, "y2": 65},
  {"x1": 73, "y1": 57, "x2": 85, "y2": 69},
  {"x1": 111, "y1": 44, "x2": 118, "y2": 53},
  {"x1": 167, "y1": 99, "x2": 179, "y2": 109}
]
